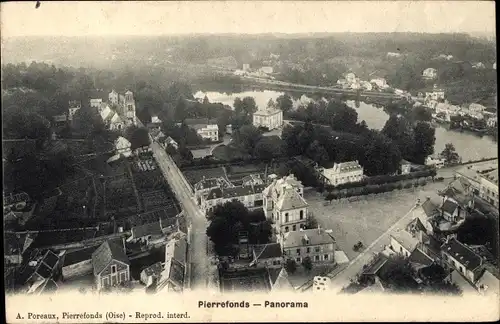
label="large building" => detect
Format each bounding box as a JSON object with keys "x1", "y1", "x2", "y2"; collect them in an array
[
  {"x1": 94, "y1": 90, "x2": 138, "y2": 131},
  {"x1": 320, "y1": 161, "x2": 364, "y2": 186},
  {"x1": 263, "y1": 175, "x2": 307, "y2": 235},
  {"x1": 281, "y1": 228, "x2": 336, "y2": 264},
  {"x1": 253, "y1": 108, "x2": 283, "y2": 131},
  {"x1": 201, "y1": 184, "x2": 267, "y2": 215},
  {"x1": 422, "y1": 68, "x2": 438, "y2": 80},
  {"x1": 479, "y1": 170, "x2": 498, "y2": 208},
  {"x1": 182, "y1": 119, "x2": 220, "y2": 142}
]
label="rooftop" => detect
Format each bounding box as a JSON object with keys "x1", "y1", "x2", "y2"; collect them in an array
[
  {"x1": 282, "y1": 228, "x2": 335, "y2": 249},
  {"x1": 441, "y1": 199, "x2": 459, "y2": 215},
  {"x1": 329, "y1": 160, "x2": 363, "y2": 173},
  {"x1": 409, "y1": 248, "x2": 434, "y2": 266},
  {"x1": 206, "y1": 184, "x2": 266, "y2": 200},
  {"x1": 63, "y1": 245, "x2": 99, "y2": 267},
  {"x1": 91, "y1": 240, "x2": 130, "y2": 276},
  {"x1": 275, "y1": 187, "x2": 308, "y2": 211},
  {"x1": 441, "y1": 238, "x2": 482, "y2": 271},
  {"x1": 131, "y1": 221, "x2": 163, "y2": 239},
  {"x1": 254, "y1": 108, "x2": 282, "y2": 117},
  {"x1": 141, "y1": 262, "x2": 164, "y2": 277},
  {"x1": 252, "y1": 243, "x2": 283, "y2": 261},
  {"x1": 391, "y1": 229, "x2": 419, "y2": 252}
]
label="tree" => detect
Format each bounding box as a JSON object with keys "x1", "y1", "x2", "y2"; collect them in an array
[
  {"x1": 440, "y1": 143, "x2": 460, "y2": 164},
  {"x1": 267, "y1": 98, "x2": 276, "y2": 109},
  {"x1": 305, "y1": 140, "x2": 329, "y2": 167},
  {"x1": 276, "y1": 94, "x2": 293, "y2": 114},
  {"x1": 382, "y1": 115, "x2": 415, "y2": 161},
  {"x1": 233, "y1": 125, "x2": 262, "y2": 155},
  {"x1": 305, "y1": 214, "x2": 318, "y2": 229},
  {"x1": 253, "y1": 138, "x2": 277, "y2": 162},
  {"x1": 234, "y1": 96, "x2": 257, "y2": 116},
  {"x1": 412, "y1": 122, "x2": 436, "y2": 165},
  {"x1": 285, "y1": 259, "x2": 297, "y2": 274},
  {"x1": 3, "y1": 110, "x2": 51, "y2": 148},
  {"x1": 72, "y1": 107, "x2": 105, "y2": 138},
  {"x1": 379, "y1": 255, "x2": 419, "y2": 292},
  {"x1": 302, "y1": 256, "x2": 313, "y2": 272},
  {"x1": 129, "y1": 127, "x2": 151, "y2": 150}
]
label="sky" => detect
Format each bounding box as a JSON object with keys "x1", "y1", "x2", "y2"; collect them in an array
[{"x1": 1, "y1": 1, "x2": 496, "y2": 37}]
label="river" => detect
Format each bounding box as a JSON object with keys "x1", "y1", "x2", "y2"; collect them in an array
[{"x1": 194, "y1": 90, "x2": 498, "y2": 161}]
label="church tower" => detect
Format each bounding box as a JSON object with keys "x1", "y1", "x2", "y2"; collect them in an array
[{"x1": 124, "y1": 90, "x2": 136, "y2": 125}]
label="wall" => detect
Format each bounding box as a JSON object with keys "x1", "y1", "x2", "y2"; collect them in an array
[
  {"x1": 275, "y1": 208, "x2": 307, "y2": 233},
  {"x1": 62, "y1": 260, "x2": 93, "y2": 280},
  {"x1": 284, "y1": 243, "x2": 335, "y2": 263},
  {"x1": 390, "y1": 237, "x2": 411, "y2": 257}
]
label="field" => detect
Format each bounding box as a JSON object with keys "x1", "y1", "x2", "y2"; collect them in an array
[
  {"x1": 304, "y1": 181, "x2": 446, "y2": 261},
  {"x1": 220, "y1": 269, "x2": 271, "y2": 293}
]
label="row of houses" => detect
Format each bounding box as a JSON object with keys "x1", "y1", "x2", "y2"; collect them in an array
[
  {"x1": 359, "y1": 177, "x2": 499, "y2": 295},
  {"x1": 336, "y1": 72, "x2": 389, "y2": 92}
]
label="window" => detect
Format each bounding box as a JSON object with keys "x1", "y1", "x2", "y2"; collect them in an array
[
  {"x1": 324, "y1": 254, "x2": 329, "y2": 260},
  {"x1": 296, "y1": 257, "x2": 301, "y2": 263},
  {"x1": 111, "y1": 265, "x2": 117, "y2": 274},
  {"x1": 315, "y1": 247, "x2": 320, "y2": 253},
  {"x1": 315, "y1": 255, "x2": 320, "y2": 261},
  {"x1": 461, "y1": 266, "x2": 465, "y2": 274},
  {"x1": 306, "y1": 247, "x2": 310, "y2": 253},
  {"x1": 292, "y1": 225, "x2": 296, "y2": 231},
  {"x1": 285, "y1": 226, "x2": 289, "y2": 233},
  {"x1": 128, "y1": 104, "x2": 133, "y2": 111},
  {"x1": 400, "y1": 247, "x2": 403, "y2": 253},
  {"x1": 300, "y1": 210, "x2": 304, "y2": 220},
  {"x1": 285, "y1": 213, "x2": 289, "y2": 222},
  {"x1": 296, "y1": 249, "x2": 301, "y2": 255}
]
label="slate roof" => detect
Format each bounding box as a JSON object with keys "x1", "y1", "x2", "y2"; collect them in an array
[
  {"x1": 283, "y1": 229, "x2": 335, "y2": 249},
  {"x1": 362, "y1": 254, "x2": 389, "y2": 275},
  {"x1": 131, "y1": 221, "x2": 162, "y2": 239},
  {"x1": 421, "y1": 199, "x2": 440, "y2": 218},
  {"x1": 18, "y1": 250, "x2": 60, "y2": 284},
  {"x1": 276, "y1": 188, "x2": 308, "y2": 211},
  {"x1": 62, "y1": 246, "x2": 99, "y2": 267},
  {"x1": 441, "y1": 238, "x2": 482, "y2": 271},
  {"x1": 409, "y1": 248, "x2": 434, "y2": 266},
  {"x1": 268, "y1": 268, "x2": 294, "y2": 291},
  {"x1": 141, "y1": 262, "x2": 164, "y2": 277},
  {"x1": 206, "y1": 184, "x2": 266, "y2": 200},
  {"x1": 253, "y1": 243, "x2": 283, "y2": 261},
  {"x1": 194, "y1": 178, "x2": 221, "y2": 191},
  {"x1": 441, "y1": 199, "x2": 459, "y2": 214},
  {"x1": 334, "y1": 160, "x2": 363, "y2": 173},
  {"x1": 91, "y1": 240, "x2": 130, "y2": 276}
]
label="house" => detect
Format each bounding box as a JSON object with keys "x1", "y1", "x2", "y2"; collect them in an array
[
  {"x1": 282, "y1": 228, "x2": 336, "y2": 264},
  {"x1": 99, "y1": 103, "x2": 125, "y2": 131},
  {"x1": 360, "y1": 81, "x2": 373, "y2": 91},
  {"x1": 226, "y1": 124, "x2": 233, "y2": 134},
  {"x1": 472, "y1": 62, "x2": 486, "y2": 69},
  {"x1": 313, "y1": 276, "x2": 331, "y2": 291},
  {"x1": 151, "y1": 115, "x2": 162, "y2": 124},
  {"x1": 241, "y1": 174, "x2": 265, "y2": 186},
  {"x1": 387, "y1": 52, "x2": 402, "y2": 58},
  {"x1": 259, "y1": 66, "x2": 274, "y2": 74},
  {"x1": 389, "y1": 229, "x2": 419, "y2": 257},
  {"x1": 441, "y1": 238, "x2": 484, "y2": 284},
  {"x1": 61, "y1": 245, "x2": 99, "y2": 280},
  {"x1": 242, "y1": 63, "x2": 250, "y2": 71},
  {"x1": 188, "y1": 122, "x2": 219, "y2": 142},
  {"x1": 344, "y1": 72, "x2": 356, "y2": 84},
  {"x1": 114, "y1": 136, "x2": 132, "y2": 157},
  {"x1": 321, "y1": 161, "x2": 364, "y2": 186},
  {"x1": 194, "y1": 176, "x2": 234, "y2": 205},
  {"x1": 164, "y1": 136, "x2": 179, "y2": 149},
  {"x1": 201, "y1": 184, "x2": 266, "y2": 214},
  {"x1": 408, "y1": 248, "x2": 435, "y2": 269},
  {"x1": 440, "y1": 197, "x2": 467, "y2": 222},
  {"x1": 249, "y1": 243, "x2": 283, "y2": 269},
  {"x1": 157, "y1": 237, "x2": 187, "y2": 293},
  {"x1": 140, "y1": 262, "x2": 164, "y2": 287},
  {"x1": 263, "y1": 175, "x2": 307, "y2": 235},
  {"x1": 68, "y1": 100, "x2": 81, "y2": 120},
  {"x1": 422, "y1": 68, "x2": 437, "y2": 80},
  {"x1": 486, "y1": 116, "x2": 497, "y2": 128},
  {"x1": 109, "y1": 90, "x2": 137, "y2": 125},
  {"x1": 468, "y1": 103, "x2": 486, "y2": 114},
  {"x1": 90, "y1": 98, "x2": 103, "y2": 108},
  {"x1": 425, "y1": 156, "x2": 446, "y2": 169},
  {"x1": 91, "y1": 240, "x2": 131, "y2": 291},
  {"x1": 127, "y1": 221, "x2": 164, "y2": 245},
  {"x1": 400, "y1": 160, "x2": 412, "y2": 175},
  {"x1": 425, "y1": 87, "x2": 445, "y2": 103},
  {"x1": 479, "y1": 171, "x2": 498, "y2": 208},
  {"x1": 370, "y1": 78, "x2": 388, "y2": 89},
  {"x1": 253, "y1": 108, "x2": 283, "y2": 131}
]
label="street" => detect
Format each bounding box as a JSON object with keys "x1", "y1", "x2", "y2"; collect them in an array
[{"x1": 150, "y1": 142, "x2": 211, "y2": 290}]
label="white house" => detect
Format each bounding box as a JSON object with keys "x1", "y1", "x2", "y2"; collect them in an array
[
  {"x1": 479, "y1": 171, "x2": 498, "y2": 208},
  {"x1": 282, "y1": 228, "x2": 336, "y2": 264},
  {"x1": 344, "y1": 72, "x2": 357, "y2": 84},
  {"x1": 425, "y1": 156, "x2": 446, "y2": 169},
  {"x1": 263, "y1": 174, "x2": 308, "y2": 237},
  {"x1": 441, "y1": 237, "x2": 484, "y2": 284},
  {"x1": 360, "y1": 81, "x2": 373, "y2": 91},
  {"x1": 253, "y1": 108, "x2": 283, "y2": 130},
  {"x1": 321, "y1": 161, "x2": 364, "y2": 186},
  {"x1": 242, "y1": 63, "x2": 250, "y2": 71},
  {"x1": 249, "y1": 243, "x2": 283, "y2": 269},
  {"x1": 422, "y1": 68, "x2": 438, "y2": 80},
  {"x1": 468, "y1": 103, "x2": 486, "y2": 114},
  {"x1": 486, "y1": 116, "x2": 497, "y2": 128},
  {"x1": 370, "y1": 78, "x2": 388, "y2": 89},
  {"x1": 114, "y1": 136, "x2": 132, "y2": 157},
  {"x1": 472, "y1": 62, "x2": 486, "y2": 69},
  {"x1": 259, "y1": 66, "x2": 274, "y2": 74},
  {"x1": 68, "y1": 100, "x2": 81, "y2": 120},
  {"x1": 99, "y1": 104, "x2": 125, "y2": 131},
  {"x1": 190, "y1": 124, "x2": 219, "y2": 142},
  {"x1": 425, "y1": 87, "x2": 445, "y2": 102},
  {"x1": 390, "y1": 229, "x2": 419, "y2": 258},
  {"x1": 90, "y1": 98, "x2": 103, "y2": 108}
]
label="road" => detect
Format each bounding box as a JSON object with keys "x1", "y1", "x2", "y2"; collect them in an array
[
  {"x1": 150, "y1": 142, "x2": 210, "y2": 290},
  {"x1": 303, "y1": 203, "x2": 420, "y2": 293}
]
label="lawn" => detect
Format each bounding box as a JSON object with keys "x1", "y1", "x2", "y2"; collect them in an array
[{"x1": 304, "y1": 181, "x2": 446, "y2": 261}]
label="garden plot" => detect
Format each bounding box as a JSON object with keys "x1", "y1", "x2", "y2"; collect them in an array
[
  {"x1": 183, "y1": 167, "x2": 226, "y2": 186},
  {"x1": 105, "y1": 175, "x2": 140, "y2": 218},
  {"x1": 141, "y1": 190, "x2": 179, "y2": 212}
]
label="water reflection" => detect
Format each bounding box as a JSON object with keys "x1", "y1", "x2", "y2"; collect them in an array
[{"x1": 194, "y1": 90, "x2": 498, "y2": 161}]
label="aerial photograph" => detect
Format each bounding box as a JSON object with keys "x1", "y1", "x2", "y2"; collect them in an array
[{"x1": 2, "y1": 0, "x2": 498, "y2": 306}]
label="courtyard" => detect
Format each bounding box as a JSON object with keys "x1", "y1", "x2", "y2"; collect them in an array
[{"x1": 304, "y1": 181, "x2": 446, "y2": 261}]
